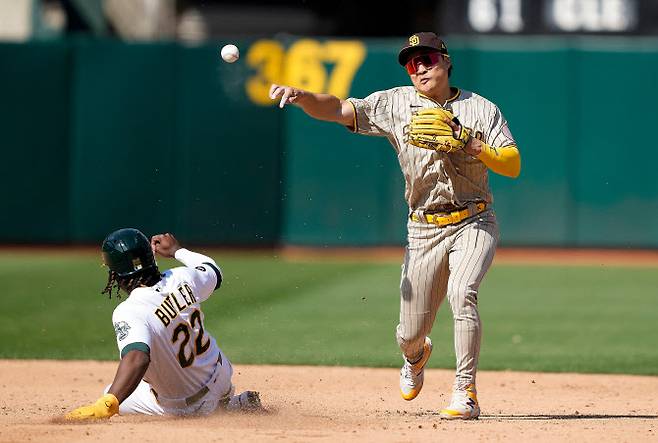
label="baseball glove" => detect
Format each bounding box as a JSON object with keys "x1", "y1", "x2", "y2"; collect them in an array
[{"x1": 405, "y1": 108, "x2": 471, "y2": 153}]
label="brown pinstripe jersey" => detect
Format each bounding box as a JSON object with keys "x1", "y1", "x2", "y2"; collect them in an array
[{"x1": 348, "y1": 86, "x2": 516, "y2": 212}]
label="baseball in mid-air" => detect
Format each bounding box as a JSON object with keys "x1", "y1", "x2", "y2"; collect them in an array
[{"x1": 220, "y1": 44, "x2": 239, "y2": 63}]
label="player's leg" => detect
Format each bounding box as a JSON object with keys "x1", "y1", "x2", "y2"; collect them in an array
[
  {"x1": 396, "y1": 222, "x2": 450, "y2": 400},
  {"x1": 197, "y1": 348, "x2": 261, "y2": 414},
  {"x1": 396, "y1": 222, "x2": 450, "y2": 360},
  {"x1": 441, "y1": 211, "x2": 498, "y2": 419},
  {"x1": 104, "y1": 380, "x2": 165, "y2": 416}
]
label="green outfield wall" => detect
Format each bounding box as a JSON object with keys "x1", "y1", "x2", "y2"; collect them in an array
[{"x1": 1, "y1": 37, "x2": 657, "y2": 247}]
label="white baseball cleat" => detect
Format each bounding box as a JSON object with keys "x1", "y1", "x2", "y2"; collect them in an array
[
  {"x1": 225, "y1": 391, "x2": 262, "y2": 412},
  {"x1": 439, "y1": 383, "x2": 480, "y2": 420},
  {"x1": 400, "y1": 336, "x2": 433, "y2": 401}
]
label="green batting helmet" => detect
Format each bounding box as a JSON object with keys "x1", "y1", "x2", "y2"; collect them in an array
[{"x1": 101, "y1": 228, "x2": 156, "y2": 278}]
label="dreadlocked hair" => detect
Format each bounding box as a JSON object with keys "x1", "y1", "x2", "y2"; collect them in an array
[
  {"x1": 101, "y1": 271, "x2": 122, "y2": 299},
  {"x1": 102, "y1": 268, "x2": 161, "y2": 299},
  {"x1": 123, "y1": 270, "x2": 161, "y2": 292}
]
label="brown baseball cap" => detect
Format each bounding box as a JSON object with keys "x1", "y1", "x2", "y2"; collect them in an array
[{"x1": 398, "y1": 32, "x2": 449, "y2": 66}]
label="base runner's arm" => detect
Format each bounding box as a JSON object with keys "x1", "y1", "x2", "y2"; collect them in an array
[
  {"x1": 269, "y1": 84, "x2": 354, "y2": 126},
  {"x1": 151, "y1": 233, "x2": 219, "y2": 270},
  {"x1": 107, "y1": 349, "x2": 151, "y2": 403},
  {"x1": 151, "y1": 233, "x2": 222, "y2": 294},
  {"x1": 65, "y1": 350, "x2": 150, "y2": 420}
]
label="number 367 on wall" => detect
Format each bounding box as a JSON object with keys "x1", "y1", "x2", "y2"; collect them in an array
[{"x1": 245, "y1": 39, "x2": 367, "y2": 106}]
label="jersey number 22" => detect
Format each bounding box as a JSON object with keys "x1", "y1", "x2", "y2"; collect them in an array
[{"x1": 172, "y1": 309, "x2": 210, "y2": 368}]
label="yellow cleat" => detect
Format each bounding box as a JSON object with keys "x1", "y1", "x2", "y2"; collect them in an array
[
  {"x1": 439, "y1": 384, "x2": 480, "y2": 420},
  {"x1": 399, "y1": 337, "x2": 433, "y2": 401}
]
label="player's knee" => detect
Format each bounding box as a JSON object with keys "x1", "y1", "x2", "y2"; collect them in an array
[
  {"x1": 396, "y1": 326, "x2": 426, "y2": 348},
  {"x1": 447, "y1": 284, "x2": 479, "y2": 314}
]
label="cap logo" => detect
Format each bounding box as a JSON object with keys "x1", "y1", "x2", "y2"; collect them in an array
[
  {"x1": 132, "y1": 257, "x2": 143, "y2": 271},
  {"x1": 409, "y1": 35, "x2": 419, "y2": 46}
]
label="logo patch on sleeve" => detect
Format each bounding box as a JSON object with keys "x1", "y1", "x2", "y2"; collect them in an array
[
  {"x1": 195, "y1": 265, "x2": 206, "y2": 272},
  {"x1": 114, "y1": 321, "x2": 131, "y2": 341}
]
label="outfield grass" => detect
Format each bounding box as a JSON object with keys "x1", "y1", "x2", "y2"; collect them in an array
[{"x1": 0, "y1": 250, "x2": 656, "y2": 375}]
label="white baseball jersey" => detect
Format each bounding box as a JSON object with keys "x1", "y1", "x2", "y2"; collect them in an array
[
  {"x1": 111, "y1": 249, "x2": 228, "y2": 402},
  {"x1": 348, "y1": 86, "x2": 516, "y2": 212}
]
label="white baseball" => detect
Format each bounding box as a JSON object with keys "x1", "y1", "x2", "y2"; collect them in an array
[{"x1": 220, "y1": 44, "x2": 239, "y2": 63}]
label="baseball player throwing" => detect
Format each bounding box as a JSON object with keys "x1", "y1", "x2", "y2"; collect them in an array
[
  {"x1": 65, "y1": 229, "x2": 260, "y2": 419},
  {"x1": 270, "y1": 32, "x2": 520, "y2": 420}
]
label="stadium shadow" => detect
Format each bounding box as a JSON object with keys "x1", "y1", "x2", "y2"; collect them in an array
[
  {"x1": 412, "y1": 411, "x2": 658, "y2": 420},
  {"x1": 480, "y1": 414, "x2": 658, "y2": 421}
]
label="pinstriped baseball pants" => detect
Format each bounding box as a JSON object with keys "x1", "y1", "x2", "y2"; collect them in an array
[{"x1": 396, "y1": 210, "x2": 498, "y2": 389}]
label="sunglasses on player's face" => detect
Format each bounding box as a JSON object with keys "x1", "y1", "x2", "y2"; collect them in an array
[{"x1": 405, "y1": 52, "x2": 443, "y2": 75}]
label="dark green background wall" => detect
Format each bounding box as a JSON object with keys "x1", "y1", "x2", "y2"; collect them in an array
[
  {"x1": 1, "y1": 38, "x2": 281, "y2": 245},
  {"x1": 2, "y1": 37, "x2": 657, "y2": 247},
  {"x1": 1, "y1": 42, "x2": 71, "y2": 243}
]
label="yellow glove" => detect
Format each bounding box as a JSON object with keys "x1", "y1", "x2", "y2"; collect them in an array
[
  {"x1": 405, "y1": 108, "x2": 471, "y2": 153},
  {"x1": 65, "y1": 393, "x2": 119, "y2": 420}
]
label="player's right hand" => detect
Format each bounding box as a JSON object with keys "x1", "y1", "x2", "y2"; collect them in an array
[
  {"x1": 65, "y1": 394, "x2": 119, "y2": 420},
  {"x1": 151, "y1": 233, "x2": 181, "y2": 258},
  {"x1": 269, "y1": 84, "x2": 305, "y2": 109}
]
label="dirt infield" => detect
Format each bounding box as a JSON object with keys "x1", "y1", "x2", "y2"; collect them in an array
[{"x1": 1, "y1": 360, "x2": 656, "y2": 442}]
